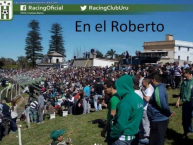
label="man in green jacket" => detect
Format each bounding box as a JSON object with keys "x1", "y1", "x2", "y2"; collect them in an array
[
  {"x1": 176, "y1": 68, "x2": 193, "y2": 137},
  {"x1": 110, "y1": 75, "x2": 143, "y2": 145}
]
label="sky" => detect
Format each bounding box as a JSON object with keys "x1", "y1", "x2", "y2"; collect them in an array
[{"x1": 0, "y1": 0, "x2": 193, "y2": 61}]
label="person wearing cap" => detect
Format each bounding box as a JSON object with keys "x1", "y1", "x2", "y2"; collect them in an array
[{"x1": 50, "y1": 129, "x2": 71, "y2": 145}]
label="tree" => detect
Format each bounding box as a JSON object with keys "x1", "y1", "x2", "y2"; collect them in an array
[
  {"x1": 0, "y1": 57, "x2": 8, "y2": 65},
  {"x1": 48, "y1": 23, "x2": 65, "y2": 57},
  {"x1": 40, "y1": 55, "x2": 49, "y2": 63},
  {"x1": 96, "y1": 50, "x2": 104, "y2": 58},
  {"x1": 0, "y1": 57, "x2": 16, "y2": 66},
  {"x1": 6, "y1": 58, "x2": 16, "y2": 65},
  {"x1": 114, "y1": 54, "x2": 121, "y2": 60},
  {"x1": 17, "y1": 56, "x2": 28, "y2": 68},
  {"x1": 0, "y1": 61, "x2": 4, "y2": 68},
  {"x1": 25, "y1": 20, "x2": 43, "y2": 68},
  {"x1": 105, "y1": 49, "x2": 116, "y2": 59}
]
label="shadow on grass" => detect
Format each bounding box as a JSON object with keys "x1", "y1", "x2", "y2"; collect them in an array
[
  {"x1": 168, "y1": 103, "x2": 177, "y2": 106},
  {"x1": 88, "y1": 119, "x2": 106, "y2": 128},
  {"x1": 166, "y1": 128, "x2": 193, "y2": 145},
  {"x1": 172, "y1": 95, "x2": 180, "y2": 98}
]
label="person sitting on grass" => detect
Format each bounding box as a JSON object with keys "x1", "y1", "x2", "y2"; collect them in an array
[{"x1": 50, "y1": 129, "x2": 72, "y2": 145}]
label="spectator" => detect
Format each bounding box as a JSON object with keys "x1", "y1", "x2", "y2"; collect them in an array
[
  {"x1": 110, "y1": 75, "x2": 143, "y2": 144},
  {"x1": 183, "y1": 61, "x2": 190, "y2": 70},
  {"x1": 67, "y1": 94, "x2": 74, "y2": 114},
  {"x1": 133, "y1": 78, "x2": 143, "y2": 100},
  {"x1": 22, "y1": 85, "x2": 29, "y2": 94},
  {"x1": 50, "y1": 129, "x2": 72, "y2": 145},
  {"x1": 1, "y1": 99, "x2": 11, "y2": 137},
  {"x1": 1, "y1": 99, "x2": 11, "y2": 118},
  {"x1": 94, "y1": 78, "x2": 104, "y2": 111},
  {"x1": 30, "y1": 98, "x2": 38, "y2": 122},
  {"x1": 28, "y1": 85, "x2": 36, "y2": 104},
  {"x1": 37, "y1": 92, "x2": 45, "y2": 124},
  {"x1": 83, "y1": 82, "x2": 91, "y2": 114},
  {"x1": 75, "y1": 93, "x2": 84, "y2": 115},
  {"x1": 138, "y1": 72, "x2": 145, "y2": 90},
  {"x1": 101, "y1": 81, "x2": 120, "y2": 145},
  {"x1": 176, "y1": 68, "x2": 193, "y2": 137},
  {"x1": 11, "y1": 100, "x2": 18, "y2": 133},
  {"x1": 0, "y1": 103, "x2": 3, "y2": 141},
  {"x1": 174, "y1": 62, "x2": 182, "y2": 89},
  {"x1": 147, "y1": 73, "x2": 175, "y2": 145},
  {"x1": 140, "y1": 78, "x2": 154, "y2": 144}
]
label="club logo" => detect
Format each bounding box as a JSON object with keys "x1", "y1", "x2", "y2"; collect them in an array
[{"x1": 0, "y1": 0, "x2": 13, "y2": 20}]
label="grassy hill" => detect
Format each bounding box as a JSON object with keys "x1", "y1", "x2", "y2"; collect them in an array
[{"x1": 1, "y1": 88, "x2": 193, "y2": 145}]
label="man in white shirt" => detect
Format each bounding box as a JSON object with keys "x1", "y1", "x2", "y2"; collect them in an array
[
  {"x1": 140, "y1": 78, "x2": 154, "y2": 142},
  {"x1": 22, "y1": 85, "x2": 29, "y2": 93},
  {"x1": 139, "y1": 72, "x2": 144, "y2": 90},
  {"x1": 133, "y1": 78, "x2": 143, "y2": 100},
  {"x1": 68, "y1": 94, "x2": 74, "y2": 114}
]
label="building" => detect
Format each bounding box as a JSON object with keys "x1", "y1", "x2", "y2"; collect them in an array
[
  {"x1": 37, "y1": 52, "x2": 67, "y2": 68},
  {"x1": 73, "y1": 58, "x2": 118, "y2": 67},
  {"x1": 143, "y1": 34, "x2": 193, "y2": 65},
  {"x1": 119, "y1": 55, "x2": 160, "y2": 66},
  {"x1": 47, "y1": 52, "x2": 64, "y2": 63}
]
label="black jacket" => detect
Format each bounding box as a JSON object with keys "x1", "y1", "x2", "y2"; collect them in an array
[{"x1": 2, "y1": 103, "x2": 11, "y2": 118}]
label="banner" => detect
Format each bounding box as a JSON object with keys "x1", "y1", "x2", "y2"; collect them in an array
[
  {"x1": 13, "y1": 4, "x2": 193, "y2": 15},
  {"x1": 1, "y1": 3, "x2": 193, "y2": 20}
]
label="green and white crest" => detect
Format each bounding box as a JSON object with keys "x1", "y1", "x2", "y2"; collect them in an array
[{"x1": 0, "y1": 0, "x2": 13, "y2": 20}]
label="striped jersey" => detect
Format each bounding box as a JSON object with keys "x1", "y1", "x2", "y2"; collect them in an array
[{"x1": 30, "y1": 101, "x2": 39, "y2": 109}]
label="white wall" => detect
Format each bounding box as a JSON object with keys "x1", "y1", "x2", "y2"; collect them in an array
[
  {"x1": 93, "y1": 59, "x2": 117, "y2": 67},
  {"x1": 48, "y1": 57, "x2": 64, "y2": 63},
  {"x1": 174, "y1": 40, "x2": 193, "y2": 63}
]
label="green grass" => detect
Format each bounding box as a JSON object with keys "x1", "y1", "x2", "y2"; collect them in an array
[{"x1": 1, "y1": 88, "x2": 193, "y2": 145}]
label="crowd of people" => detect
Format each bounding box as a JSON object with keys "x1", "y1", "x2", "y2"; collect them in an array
[{"x1": 0, "y1": 61, "x2": 193, "y2": 145}]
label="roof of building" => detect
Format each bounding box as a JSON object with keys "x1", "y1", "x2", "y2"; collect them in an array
[
  {"x1": 142, "y1": 51, "x2": 168, "y2": 53},
  {"x1": 48, "y1": 52, "x2": 63, "y2": 57},
  {"x1": 94, "y1": 58, "x2": 118, "y2": 62},
  {"x1": 74, "y1": 58, "x2": 118, "y2": 62}
]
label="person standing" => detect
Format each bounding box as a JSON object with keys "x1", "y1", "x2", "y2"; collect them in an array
[
  {"x1": 101, "y1": 81, "x2": 120, "y2": 145},
  {"x1": 183, "y1": 61, "x2": 190, "y2": 70},
  {"x1": 133, "y1": 78, "x2": 143, "y2": 100},
  {"x1": 11, "y1": 100, "x2": 18, "y2": 133},
  {"x1": 29, "y1": 98, "x2": 38, "y2": 122},
  {"x1": 94, "y1": 78, "x2": 104, "y2": 111},
  {"x1": 0, "y1": 103, "x2": 3, "y2": 141},
  {"x1": 83, "y1": 82, "x2": 90, "y2": 114},
  {"x1": 147, "y1": 73, "x2": 175, "y2": 145},
  {"x1": 139, "y1": 78, "x2": 154, "y2": 144},
  {"x1": 37, "y1": 92, "x2": 45, "y2": 124},
  {"x1": 174, "y1": 62, "x2": 182, "y2": 89},
  {"x1": 28, "y1": 85, "x2": 36, "y2": 105},
  {"x1": 176, "y1": 68, "x2": 193, "y2": 137},
  {"x1": 110, "y1": 75, "x2": 143, "y2": 145},
  {"x1": 138, "y1": 72, "x2": 144, "y2": 90},
  {"x1": 1, "y1": 99, "x2": 11, "y2": 136}
]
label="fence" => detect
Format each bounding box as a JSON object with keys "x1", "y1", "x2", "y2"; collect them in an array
[{"x1": 0, "y1": 79, "x2": 21, "y2": 102}]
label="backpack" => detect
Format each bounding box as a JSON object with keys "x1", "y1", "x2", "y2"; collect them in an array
[
  {"x1": 106, "y1": 93, "x2": 120, "y2": 106},
  {"x1": 113, "y1": 93, "x2": 120, "y2": 100}
]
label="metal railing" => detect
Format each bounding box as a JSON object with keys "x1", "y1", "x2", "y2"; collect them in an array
[{"x1": 0, "y1": 80, "x2": 21, "y2": 101}]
